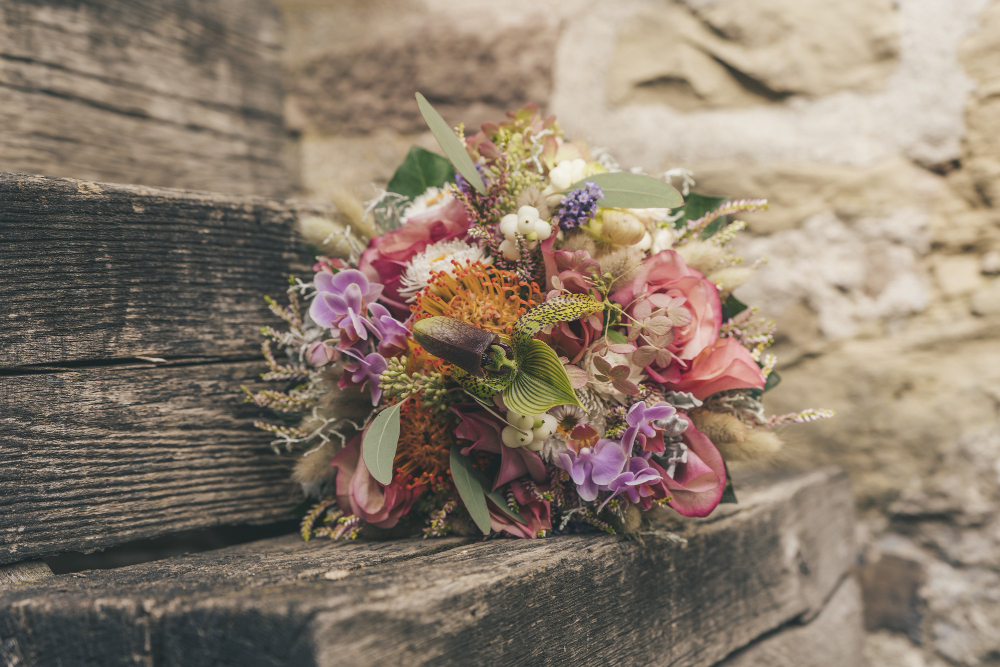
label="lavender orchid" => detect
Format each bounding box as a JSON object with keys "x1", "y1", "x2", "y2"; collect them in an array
[
  {"x1": 309, "y1": 270, "x2": 383, "y2": 343},
  {"x1": 341, "y1": 348, "x2": 388, "y2": 405},
  {"x1": 555, "y1": 438, "x2": 628, "y2": 502},
  {"x1": 366, "y1": 303, "x2": 410, "y2": 356},
  {"x1": 621, "y1": 401, "x2": 679, "y2": 453},
  {"x1": 599, "y1": 455, "x2": 663, "y2": 511}
]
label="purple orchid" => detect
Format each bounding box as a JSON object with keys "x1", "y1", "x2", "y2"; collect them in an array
[
  {"x1": 621, "y1": 401, "x2": 678, "y2": 453},
  {"x1": 340, "y1": 348, "x2": 387, "y2": 405},
  {"x1": 555, "y1": 438, "x2": 628, "y2": 502},
  {"x1": 309, "y1": 270, "x2": 383, "y2": 343},
  {"x1": 599, "y1": 455, "x2": 663, "y2": 511},
  {"x1": 365, "y1": 303, "x2": 410, "y2": 356}
]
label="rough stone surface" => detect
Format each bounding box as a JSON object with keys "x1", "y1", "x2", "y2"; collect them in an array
[
  {"x1": 609, "y1": 0, "x2": 899, "y2": 111},
  {"x1": 275, "y1": 1, "x2": 1000, "y2": 663}
]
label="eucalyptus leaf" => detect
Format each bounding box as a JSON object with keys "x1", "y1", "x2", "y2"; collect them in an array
[
  {"x1": 503, "y1": 339, "x2": 583, "y2": 415},
  {"x1": 485, "y1": 488, "x2": 527, "y2": 526},
  {"x1": 415, "y1": 92, "x2": 486, "y2": 194},
  {"x1": 566, "y1": 172, "x2": 683, "y2": 209},
  {"x1": 362, "y1": 402, "x2": 402, "y2": 485},
  {"x1": 387, "y1": 146, "x2": 455, "y2": 199},
  {"x1": 450, "y1": 443, "x2": 491, "y2": 534}
]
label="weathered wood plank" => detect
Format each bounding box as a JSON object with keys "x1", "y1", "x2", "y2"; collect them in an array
[
  {"x1": 0, "y1": 468, "x2": 858, "y2": 667},
  {"x1": 0, "y1": 360, "x2": 302, "y2": 564},
  {"x1": 0, "y1": 0, "x2": 295, "y2": 196},
  {"x1": 717, "y1": 577, "x2": 865, "y2": 667},
  {"x1": 0, "y1": 172, "x2": 327, "y2": 367}
]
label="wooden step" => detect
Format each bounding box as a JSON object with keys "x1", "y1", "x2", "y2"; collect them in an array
[{"x1": 0, "y1": 468, "x2": 861, "y2": 667}]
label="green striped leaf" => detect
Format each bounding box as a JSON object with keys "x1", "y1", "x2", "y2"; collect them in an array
[
  {"x1": 567, "y1": 172, "x2": 683, "y2": 209},
  {"x1": 503, "y1": 339, "x2": 583, "y2": 415},
  {"x1": 415, "y1": 93, "x2": 486, "y2": 194},
  {"x1": 450, "y1": 443, "x2": 491, "y2": 534},
  {"x1": 362, "y1": 402, "x2": 402, "y2": 485}
]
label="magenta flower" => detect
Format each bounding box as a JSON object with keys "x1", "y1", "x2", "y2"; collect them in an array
[
  {"x1": 365, "y1": 303, "x2": 410, "y2": 357},
  {"x1": 340, "y1": 348, "x2": 387, "y2": 405},
  {"x1": 309, "y1": 269, "x2": 383, "y2": 343},
  {"x1": 555, "y1": 438, "x2": 628, "y2": 502},
  {"x1": 599, "y1": 455, "x2": 663, "y2": 511},
  {"x1": 621, "y1": 401, "x2": 678, "y2": 453}
]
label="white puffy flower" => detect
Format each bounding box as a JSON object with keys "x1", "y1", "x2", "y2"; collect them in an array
[
  {"x1": 549, "y1": 158, "x2": 588, "y2": 191},
  {"x1": 398, "y1": 239, "x2": 491, "y2": 300},
  {"x1": 401, "y1": 186, "x2": 453, "y2": 221},
  {"x1": 650, "y1": 227, "x2": 675, "y2": 254}
]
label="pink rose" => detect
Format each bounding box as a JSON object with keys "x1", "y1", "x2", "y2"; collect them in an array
[
  {"x1": 657, "y1": 414, "x2": 726, "y2": 517},
  {"x1": 669, "y1": 337, "x2": 766, "y2": 400},
  {"x1": 330, "y1": 434, "x2": 420, "y2": 528},
  {"x1": 489, "y1": 479, "x2": 552, "y2": 539},
  {"x1": 610, "y1": 250, "x2": 722, "y2": 382},
  {"x1": 357, "y1": 198, "x2": 470, "y2": 317}
]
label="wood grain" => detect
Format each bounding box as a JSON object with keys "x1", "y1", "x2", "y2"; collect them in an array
[
  {"x1": 0, "y1": 360, "x2": 302, "y2": 564},
  {"x1": 0, "y1": 0, "x2": 295, "y2": 196},
  {"x1": 0, "y1": 171, "x2": 327, "y2": 368},
  {"x1": 0, "y1": 468, "x2": 858, "y2": 667}
]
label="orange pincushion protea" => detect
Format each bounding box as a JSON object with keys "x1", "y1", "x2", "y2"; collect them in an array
[
  {"x1": 393, "y1": 396, "x2": 456, "y2": 490},
  {"x1": 412, "y1": 261, "x2": 542, "y2": 336}
]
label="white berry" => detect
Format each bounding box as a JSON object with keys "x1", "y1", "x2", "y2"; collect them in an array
[
  {"x1": 499, "y1": 239, "x2": 521, "y2": 260},
  {"x1": 502, "y1": 425, "x2": 534, "y2": 448},
  {"x1": 508, "y1": 412, "x2": 535, "y2": 430},
  {"x1": 525, "y1": 438, "x2": 544, "y2": 452},
  {"x1": 532, "y1": 414, "x2": 557, "y2": 440},
  {"x1": 499, "y1": 214, "x2": 519, "y2": 239},
  {"x1": 534, "y1": 220, "x2": 553, "y2": 241}
]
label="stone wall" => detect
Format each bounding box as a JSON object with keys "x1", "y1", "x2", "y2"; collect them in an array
[{"x1": 275, "y1": 1, "x2": 1000, "y2": 664}]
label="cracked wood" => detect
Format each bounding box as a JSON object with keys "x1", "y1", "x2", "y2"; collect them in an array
[
  {"x1": 0, "y1": 172, "x2": 324, "y2": 368},
  {"x1": 0, "y1": 0, "x2": 295, "y2": 196},
  {"x1": 0, "y1": 468, "x2": 859, "y2": 666}
]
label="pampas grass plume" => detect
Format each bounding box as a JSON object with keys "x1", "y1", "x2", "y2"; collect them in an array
[{"x1": 677, "y1": 240, "x2": 725, "y2": 275}]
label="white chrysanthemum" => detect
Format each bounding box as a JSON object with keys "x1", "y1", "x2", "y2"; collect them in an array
[
  {"x1": 398, "y1": 239, "x2": 492, "y2": 301},
  {"x1": 401, "y1": 186, "x2": 453, "y2": 221}
]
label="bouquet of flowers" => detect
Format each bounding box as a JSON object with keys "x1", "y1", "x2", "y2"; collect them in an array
[{"x1": 246, "y1": 93, "x2": 832, "y2": 540}]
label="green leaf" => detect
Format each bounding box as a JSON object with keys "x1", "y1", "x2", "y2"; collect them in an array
[
  {"x1": 567, "y1": 172, "x2": 683, "y2": 209},
  {"x1": 387, "y1": 146, "x2": 456, "y2": 199},
  {"x1": 504, "y1": 339, "x2": 583, "y2": 415},
  {"x1": 485, "y1": 488, "x2": 527, "y2": 525},
  {"x1": 680, "y1": 192, "x2": 729, "y2": 224},
  {"x1": 450, "y1": 443, "x2": 491, "y2": 534},
  {"x1": 415, "y1": 93, "x2": 486, "y2": 194},
  {"x1": 723, "y1": 294, "x2": 748, "y2": 320},
  {"x1": 362, "y1": 402, "x2": 402, "y2": 485},
  {"x1": 607, "y1": 329, "x2": 628, "y2": 344},
  {"x1": 763, "y1": 370, "x2": 781, "y2": 393},
  {"x1": 720, "y1": 463, "x2": 738, "y2": 503}
]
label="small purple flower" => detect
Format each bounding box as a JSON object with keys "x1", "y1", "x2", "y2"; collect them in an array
[
  {"x1": 599, "y1": 455, "x2": 663, "y2": 511},
  {"x1": 309, "y1": 270, "x2": 383, "y2": 343},
  {"x1": 621, "y1": 401, "x2": 677, "y2": 453},
  {"x1": 366, "y1": 303, "x2": 410, "y2": 356},
  {"x1": 555, "y1": 181, "x2": 603, "y2": 231},
  {"x1": 341, "y1": 348, "x2": 387, "y2": 405},
  {"x1": 555, "y1": 438, "x2": 628, "y2": 502}
]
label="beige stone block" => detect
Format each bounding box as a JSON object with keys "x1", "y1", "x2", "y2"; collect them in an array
[
  {"x1": 608, "y1": 0, "x2": 899, "y2": 110},
  {"x1": 971, "y1": 278, "x2": 1000, "y2": 315},
  {"x1": 932, "y1": 255, "x2": 985, "y2": 297}
]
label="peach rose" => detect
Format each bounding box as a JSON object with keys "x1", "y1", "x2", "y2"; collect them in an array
[{"x1": 669, "y1": 337, "x2": 766, "y2": 400}]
